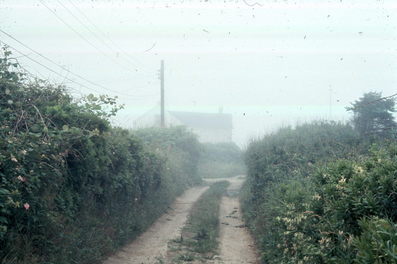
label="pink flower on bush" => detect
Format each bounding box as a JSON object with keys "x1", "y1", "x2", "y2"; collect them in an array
[
  {"x1": 23, "y1": 203, "x2": 30, "y2": 210},
  {"x1": 17, "y1": 176, "x2": 26, "y2": 182}
]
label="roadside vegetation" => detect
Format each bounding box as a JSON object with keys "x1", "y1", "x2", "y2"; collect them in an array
[
  {"x1": 169, "y1": 181, "x2": 229, "y2": 263},
  {"x1": 198, "y1": 142, "x2": 245, "y2": 178},
  {"x1": 133, "y1": 126, "x2": 202, "y2": 187},
  {"x1": 0, "y1": 48, "x2": 202, "y2": 264},
  {"x1": 242, "y1": 92, "x2": 397, "y2": 263}
]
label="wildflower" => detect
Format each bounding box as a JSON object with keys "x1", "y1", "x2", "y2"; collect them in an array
[
  {"x1": 294, "y1": 232, "x2": 304, "y2": 239},
  {"x1": 17, "y1": 176, "x2": 26, "y2": 182},
  {"x1": 354, "y1": 165, "x2": 364, "y2": 174},
  {"x1": 347, "y1": 235, "x2": 354, "y2": 245},
  {"x1": 20, "y1": 150, "x2": 27, "y2": 155},
  {"x1": 10, "y1": 155, "x2": 18, "y2": 163},
  {"x1": 338, "y1": 177, "x2": 346, "y2": 184},
  {"x1": 312, "y1": 194, "x2": 321, "y2": 200},
  {"x1": 23, "y1": 203, "x2": 30, "y2": 210}
]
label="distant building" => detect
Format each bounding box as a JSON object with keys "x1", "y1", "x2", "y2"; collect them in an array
[{"x1": 133, "y1": 108, "x2": 233, "y2": 143}]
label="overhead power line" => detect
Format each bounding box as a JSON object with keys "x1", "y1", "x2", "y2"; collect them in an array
[
  {"x1": 347, "y1": 93, "x2": 397, "y2": 115},
  {"x1": 0, "y1": 37, "x2": 155, "y2": 99},
  {"x1": 1, "y1": 40, "x2": 102, "y2": 93},
  {"x1": 38, "y1": 0, "x2": 144, "y2": 76},
  {"x1": 354, "y1": 93, "x2": 397, "y2": 109},
  {"x1": 65, "y1": 0, "x2": 148, "y2": 71},
  {"x1": 375, "y1": 93, "x2": 397, "y2": 102},
  {"x1": 0, "y1": 29, "x2": 141, "y2": 97},
  {"x1": 55, "y1": 0, "x2": 140, "y2": 70}
]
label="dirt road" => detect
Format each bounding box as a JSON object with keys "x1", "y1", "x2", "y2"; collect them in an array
[
  {"x1": 215, "y1": 176, "x2": 259, "y2": 264},
  {"x1": 104, "y1": 176, "x2": 258, "y2": 264},
  {"x1": 103, "y1": 186, "x2": 208, "y2": 264}
]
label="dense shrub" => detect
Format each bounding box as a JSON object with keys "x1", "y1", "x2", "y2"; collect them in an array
[
  {"x1": 242, "y1": 122, "x2": 360, "y2": 232},
  {"x1": 133, "y1": 126, "x2": 202, "y2": 186},
  {"x1": 241, "y1": 122, "x2": 360, "y2": 263},
  {"x1": 0, "y1": 49, "x2": 201, "y2": 264},
  {"x1": 242, "y1": 121, "x2": 397, "y2": 263},
  {"x1": 354, "y1": 217, "x2": 397, "y2": 263},
  {"x1": 198, "y1": 142, "x2": 245, "y2": 178}
]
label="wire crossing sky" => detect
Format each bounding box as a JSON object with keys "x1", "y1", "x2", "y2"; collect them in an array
[{"x1": 1, "y1": 0, "x2": 396, "y2": 145}]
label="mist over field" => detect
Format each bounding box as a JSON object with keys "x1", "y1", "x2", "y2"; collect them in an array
[{"x1": 1, "y1": 0, "x2": 396, "y2": 145}]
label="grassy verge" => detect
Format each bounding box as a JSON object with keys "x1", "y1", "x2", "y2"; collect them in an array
[{"x1": 169, "y1": 181, "x2": 229, "y2": 262}]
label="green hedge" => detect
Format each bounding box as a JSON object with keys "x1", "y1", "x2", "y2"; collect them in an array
[
  {"x1": 241, "y1": 122, "x2": 364, "y2": 263},
  {"x1": 255, "y1": 145, "x2": 397, "y2": 263},
  {"x1": 243, "y1": 121, "x2": 397, "y2": 263},
  {"x1": 133, "y1": 126, "x2": 202, "y2": 187},
  {"x1": 242, "y1": 122, "x2": 360, "y2": 231},
  {"x1": 0, "y1": 49, "x2": 200, "y2": 264}
]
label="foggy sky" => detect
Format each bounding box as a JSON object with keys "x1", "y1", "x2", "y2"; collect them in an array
[{"x1": 1, "y1": 0, "x2": 396, "y2": 146}]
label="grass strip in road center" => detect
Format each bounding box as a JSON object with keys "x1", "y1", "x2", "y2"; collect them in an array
[{"x1": 168, "y1": 181, "x2": 229, "y2": 263}]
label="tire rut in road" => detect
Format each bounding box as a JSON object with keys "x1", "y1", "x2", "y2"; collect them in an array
[
  {"x1": 213, "y1": 176, "x2": 260, "y2": 264},
  {"x1": 103, "y1": 186, "x2": 208, "y2": 264},
  {"x1": 168, "y1": 176, "x2": 259, "y2": 264},
  {"x1": 215, "y1": 196, "x2": 259, "y2": 264}
]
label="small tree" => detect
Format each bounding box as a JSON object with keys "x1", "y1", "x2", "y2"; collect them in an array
[{"x1": 347, "y1": 92, "x2": 396, "y2": 139}]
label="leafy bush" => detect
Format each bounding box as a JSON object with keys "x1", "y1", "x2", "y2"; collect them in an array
[
  {"x1": 133, "y1": 126, "x2": 202, "y2": 187},
  {"x1": 0, "y1": 48, "x2": 201, "y2": 264},
  {"x1": 242, "y1": 120, "x2": 397, "y2": 263},
  {"x1": 242, "y1": 122, "x2": 360, "y2": 238},
  {"x1": 354, "y1": 217, "x2": 397, "y2": 263}
]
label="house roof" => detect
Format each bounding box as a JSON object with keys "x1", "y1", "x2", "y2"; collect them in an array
[{"x1": 169, "y1": 111, "x2": 233, "y2": 129}]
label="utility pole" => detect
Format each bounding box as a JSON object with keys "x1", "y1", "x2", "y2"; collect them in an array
[{"x1": 160, "y1": 60, "x2": 165, "y2": 127}]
